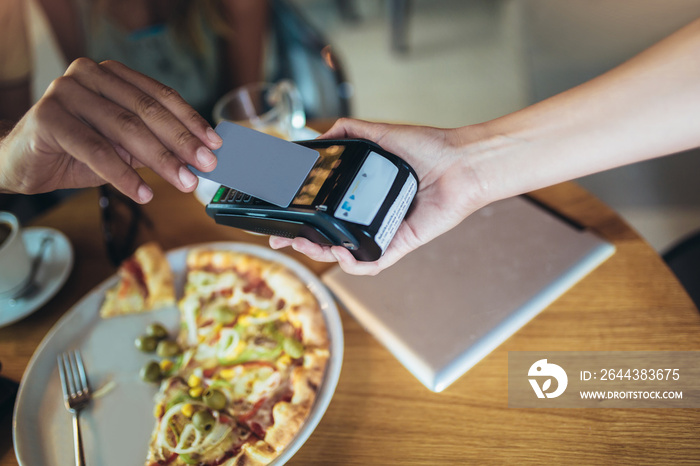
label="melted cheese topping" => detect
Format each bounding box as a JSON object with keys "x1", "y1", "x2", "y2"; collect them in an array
[
  {"x1": 180, "y1": 294, "x2": 200, "y2": 345},
  {"x1": 218, "y1": 365, "x2": 281, "y2": 403}
]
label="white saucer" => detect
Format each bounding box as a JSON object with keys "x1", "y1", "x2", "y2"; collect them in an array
[{"x1": 0, "y1": 227, "x2": 74, "y2": 328}]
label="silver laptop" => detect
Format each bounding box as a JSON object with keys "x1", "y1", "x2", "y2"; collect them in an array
[{"x1": 321, "y1": 196, "x2": 615, "y2": 392}]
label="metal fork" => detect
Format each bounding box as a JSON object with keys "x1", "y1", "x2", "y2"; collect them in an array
[{"x1": 57, "y1": 350, "x2": 91, "y2": 466}]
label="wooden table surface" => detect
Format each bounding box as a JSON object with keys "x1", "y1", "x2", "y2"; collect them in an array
[{"x1": 2, "y1": 135, "x2": 700, "y2": 464}]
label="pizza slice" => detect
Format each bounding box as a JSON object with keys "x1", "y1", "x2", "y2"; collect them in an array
[
  {"x1": 144, "y1": 247, "x2": 331, "y2": 465},
  {"x1": 100, "y1": 242, "x2": 175, "y2": 318}
]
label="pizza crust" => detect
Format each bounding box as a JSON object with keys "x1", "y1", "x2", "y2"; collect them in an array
[
  {"x1": 291, "y1": 348, "x2": 330, "y2": 406},
  {"x1": 186, "y1": 249, "x2": 264, "y2": 276},
  {"x1": 233, "y1": 440, "x2": 278, "y2": 465},
  {"x1": 265, "y1": 349, "x2": 330, "y2": 452},
  {"x1": 288, "y1": 302, "x2": 329, "y2": 349},
  {"x1": 135, "y1": 242, "x2": 176, "y2": 309},
  {"x1": 264, "y1": 401, "x2": 311, "y2": 452},
  {"x1": 100, "y1": 242, "x2": 175, "y2": 318}
]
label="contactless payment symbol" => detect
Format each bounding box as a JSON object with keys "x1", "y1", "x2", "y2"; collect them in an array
[{"x1": 528, "y1": 359, "x2": 568, "y2": 399}]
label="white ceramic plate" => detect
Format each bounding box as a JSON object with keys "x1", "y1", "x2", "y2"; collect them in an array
[{"x1": 13, "y1": 242, "x2": 343, "y2": 466}]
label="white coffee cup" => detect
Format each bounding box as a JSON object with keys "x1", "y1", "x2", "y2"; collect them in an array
[{"x1": 0, "y1": 211, "x2": 32, "y2": 296}]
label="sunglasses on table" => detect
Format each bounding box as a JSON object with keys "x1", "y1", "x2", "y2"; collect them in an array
[{"x1": 99, "y1": 185, "x2": 154, "y2": 267}]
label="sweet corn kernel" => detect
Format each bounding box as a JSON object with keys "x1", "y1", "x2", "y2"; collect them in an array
[
  {"x1": 238, "y1": 316, "x2": 250, "y2": 326},
  {"x1": 213, "y1": 323, "x2": 223, "y2": 334},
  {"x1": 153, "y1": 403, "x2": 165, "y2": 418},
  {"x1": 198, "y1": 334, "x2": 206, "y2": 343},
  {"x1": 159, "y1": 360, "x2": 174, "y2": 372},
  {"x1": 181, "y1": 403, "x2": 194, "y2": 418},
  {"x1": 219, "y1": 368, "x2": 235, "y2": 380},
  {"x1": 188, "y1": 374, "x2": 202, "y2": 388},
  {"x1": 278, "y1": 355, "x2": 292, "y2": 366},
  {"x1": 189, "y1": 387, "x2": 204, "y2": 398}
]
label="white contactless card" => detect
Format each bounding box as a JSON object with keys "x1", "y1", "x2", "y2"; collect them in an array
[{"x1": 191, "y1": 121, "x2": 319, "y2": 208}]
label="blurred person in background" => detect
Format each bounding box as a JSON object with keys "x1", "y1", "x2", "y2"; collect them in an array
[
  {"x1": 1, "y1": 0, "x2": 268, "y2": 120},
  {"x1": 0, "y1": 0, "x2": 267, "y2": 212}
]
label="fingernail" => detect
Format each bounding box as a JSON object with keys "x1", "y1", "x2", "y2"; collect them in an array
[
  {"x1": 196, "y1": 146, "x2": 217, "y2": 169},
  {"x1": 179, "y1": 166, "x2": 198, "y2": 188},
  {"x1": 138, "y1": 184, "x2": 153, "y2": 203},
  {"x1": 207, "y1": 127, "x2": 222, "y2": 145},
  {"x1": 330, "y1": 248, "x2": 342, "y2": 263}
]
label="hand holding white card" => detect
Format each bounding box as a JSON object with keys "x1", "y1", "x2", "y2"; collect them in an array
[{"x1": 190, "y1": 122, "x2": 319, "y2": 208}]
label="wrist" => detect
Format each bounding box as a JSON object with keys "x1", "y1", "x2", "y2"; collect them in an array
[
  {"x1": 452, "y1": 113, "x2": 564, "y2": 208},
  {"x1": 449, "y1": 122, "x2": 520, "y2": 211}
]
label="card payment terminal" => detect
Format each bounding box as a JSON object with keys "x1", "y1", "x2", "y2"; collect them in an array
[{"x1": 206, "y1": 139, "x2": 418, "y2": 262}]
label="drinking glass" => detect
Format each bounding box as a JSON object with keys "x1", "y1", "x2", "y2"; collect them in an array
[{"x1": 212, "y1": 80, "x2": 306, "y2": 140}]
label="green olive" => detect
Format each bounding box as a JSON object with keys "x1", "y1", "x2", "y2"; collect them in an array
[
  {"x1": 203, "y1": 388, "x2": 227, "y2": 411},
  {"x1": 135, "y1": 335, "x2": 158, "y2": 353},
  {"x1": 156, "y1": 340, "x2": 181, "y2": 358},
  {"x1": 192, "y1": 410, "x2": 216, "y2": 432},
  {"x1": 146, "y1": 323, "x2": 169, "y2": 340},
  {"x1": 213, "y1": 307, "x2": 235, "y2": 325},
  {"x1": 283, "y1": 337, "x2": 304, "y2": 359},
  {"x1": 140, "y1": 361, "x2": 162, "y2": 383}
]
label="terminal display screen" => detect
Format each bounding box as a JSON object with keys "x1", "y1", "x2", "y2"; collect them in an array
[{"x1": 292, "y1": 145, "x2": 345, "y2": 206}]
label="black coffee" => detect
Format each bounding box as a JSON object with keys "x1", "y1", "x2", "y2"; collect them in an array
[{"x1": 0, "y1": 222, "x2": 12, "y2": 247}]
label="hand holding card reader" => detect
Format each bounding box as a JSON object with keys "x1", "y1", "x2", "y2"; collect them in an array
[{"x1": 206, "y1": 139, "x2": 418, "y2": 262}]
